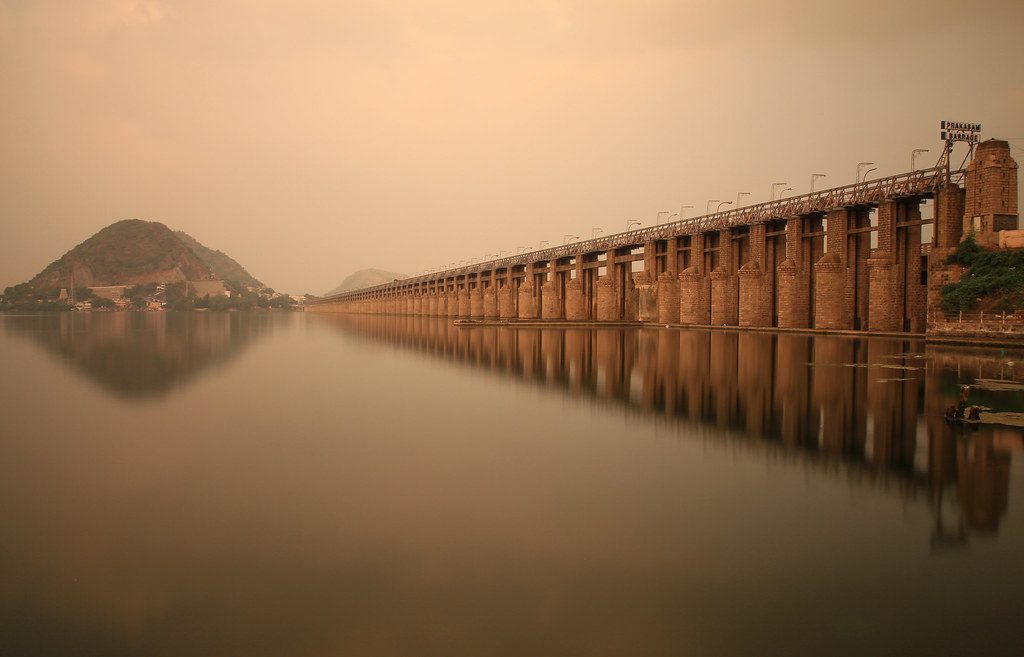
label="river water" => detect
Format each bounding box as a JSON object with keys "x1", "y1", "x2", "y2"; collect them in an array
[{"x1": 1, "y1": 311, "x2": 1022, "y2": 656}]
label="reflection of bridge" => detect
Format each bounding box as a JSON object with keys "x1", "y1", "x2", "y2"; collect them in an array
[
  {"x1": 323, "y1": 314, "x2": 1014, "y2": 541},
  {"x1": 310, "y1": 141, "x2": 1018, "y2": 333}
]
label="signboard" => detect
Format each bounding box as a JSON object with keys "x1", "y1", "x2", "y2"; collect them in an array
[{"x1": 940, "y1": 120, "x2": 981, "y2": 144}]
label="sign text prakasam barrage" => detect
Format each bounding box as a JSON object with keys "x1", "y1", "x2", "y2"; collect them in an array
[{"x1": 941, "y1": 120, "x2": 981, "y2": 144}]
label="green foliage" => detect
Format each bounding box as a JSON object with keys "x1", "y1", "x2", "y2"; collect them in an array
[
  {"x1": 946, "y1": 234, "x2": 982, "y2": 267},
  {"x1": 269, "y1": 295, "x2": 295, "y2": 309},
  {"x1": 164, "y1": 282, "x2": 187, "y2": 303},
  {"x1": 208, "y1": 294, "x2": 232, "y2": 311},
  {"x1": 163, "y1": 296, "x2": 195, "y2": 311},
  {"x1": 940, "y1": 244, "x2": 1024, "y2": 312}
]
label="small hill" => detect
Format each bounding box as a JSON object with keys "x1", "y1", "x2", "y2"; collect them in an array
[
  {"x1": 324, "y1": 268, "x2": 407, "y2": 296},
  {"x1": 175, "y1": 231, "x2": 262, "y2": 289},
  {"x1": 29, "y1": 219, "x2": 213, "y2": 290},
  {"x1": 24, "y1": 219, "x2": 265, "y2": 294}
]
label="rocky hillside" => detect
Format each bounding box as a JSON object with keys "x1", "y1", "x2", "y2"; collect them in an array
[
  {"x1": 25, "y1": 219, "x2": 262, "y2": 292},
  {"x1": 175, "y1": 231, "x2": 262, "y2": 288},
  {"x1": 324, "y1": 268, "x2": 407, "y2": 296}
]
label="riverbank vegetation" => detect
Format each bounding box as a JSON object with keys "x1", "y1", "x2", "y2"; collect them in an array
[
  {"x1": 941, "y1": 235, "x2": 1024, "y2": 312},
  {"x1": 1, "y1": 279, "x2": 300, "y2": 312}
]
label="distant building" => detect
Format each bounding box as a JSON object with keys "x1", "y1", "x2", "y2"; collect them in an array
[
  {"x1": 190, "y1": 280, "x2": 231, "y2": 298},
  {"x1": 89, "y1": 286, "x2": 127, "y2": 300}
]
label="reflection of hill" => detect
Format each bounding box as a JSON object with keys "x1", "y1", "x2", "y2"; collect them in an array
[
  {"x1": 316, "y1": 314, "x2": 1023, "y2": 539},
  {"x1": 8, "y1": 312, "x2": 271, "y2": 400}
]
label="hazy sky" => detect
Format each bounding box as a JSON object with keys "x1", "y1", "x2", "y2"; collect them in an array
[{"x1": 2, "y1": 0, "x2": 1022, "y2": 294}]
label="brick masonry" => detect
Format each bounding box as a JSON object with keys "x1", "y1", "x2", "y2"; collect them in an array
[{"x1": 310, "y1": 142, "x2": 1017, "y2": 333}]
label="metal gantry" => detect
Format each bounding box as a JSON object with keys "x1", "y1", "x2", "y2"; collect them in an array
[{"x1": 328, "y1": 165, "x2": 964, "y2": 300}]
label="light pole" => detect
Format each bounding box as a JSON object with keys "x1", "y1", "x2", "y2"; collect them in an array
[
  {"x1": 706, "y1": 200, "x2": 719, "y2": 214},
  {"x1": 861, "y1": 167, "x2": 876, "y2": 182},
  {"x1": 735, "y1": 192, "x2": 750, "y2": 207},
  {"x1": 777, "y1": 187, "x2": 793, "y2": 200},
  {"x1": 912, "y1": 149, "x2": 929, "y2": 171},
  {"x1": 626, "y1": 220, "x2": 641, "y2": 231},
  {"x1": 810, "y1": 173, "x2": 826, "y2": 193},
  {"x1": 563, "y1": 234, "x2": 579, "y2": 245},
  {"x1": 680, "y1": 205, "x2": 693, "y2": 220},
  {"x1": 771, "y1": 183, "x2": 788, "y2": 201},
  {"x1": 857, "y1": 162, "x2": 874, "y2": 184},
  {"x1": 591, "y1": 227, "x2": 603, "y2": 239},
  {"x1": 716, "y1": 200, "x2": 733, "y2": 213},
  {"x1": 664, "y1": 212, "x2": 678, "y2": 224},
  {"x1": 517, "y1": 246, "x2": 528, "y2": 254},
  {"x1": 539, "y1": 240, "x2": 549, "y2": 249}
]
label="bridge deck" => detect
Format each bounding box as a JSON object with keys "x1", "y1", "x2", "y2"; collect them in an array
[{"x1": 327, "y1": 166, "x2": 964, "y2": 300}]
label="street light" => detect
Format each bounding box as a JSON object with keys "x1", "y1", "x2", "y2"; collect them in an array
[
  {"x1": 706, "y1": 199, "x2": 719, "y2": 214},
  {"x1": 539, "y1": 240, "x2": 549, "y2": 249},
  {"x1": 810, "y1": 173, "x2": 826, "y2": 193},
  {"x1": 517, "y1": 246, "x2": 528, "y2": 254},
  {"x1": 563, "y1": 234, "x2": 579, "y2": 244},
  {"x1": 663, "y1": 212, "x2": 679, "y2": 224},
  {"x1": 771, "y1": 183, "x2": 788, "y2": 201},
  {"x1": 777, "y1": 187, "x2": 794, "y2": 200},
  {"x1": 626, "y1": 220, "x2": 641, "y2": 230},
  {"x1": 716, "y1": 200, "x2": 733, "y2": 213},
  {"x1": 912, "y1": 149, "x2": 929, "y2": 171},
  {"x1": 857, "y1": 162, "x2": 874, "y2": 183},
  {"x1": 680, "y1": 205, "x2": 693, "y2": 220},
  {"x1": 735, "y1": 192, "x2": 750, "y2": 207},
  {"x1": 657, "y1": 211, "x2": 671, "y2": 225},
  {"x1": 591, "y1": 227, "x2": 603, "y2": 239},
  {"x1": 861, "y1": 167, "x2": 876, "y2": 182}
]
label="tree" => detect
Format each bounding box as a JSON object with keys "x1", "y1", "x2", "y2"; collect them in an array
[{"x1": 269, "y1": 295, "x2": 295, "y2": 309}]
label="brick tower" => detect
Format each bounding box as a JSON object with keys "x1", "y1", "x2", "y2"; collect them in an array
[{"x1": 963, "y1": 139, "x2": 1019, "y2": 247}]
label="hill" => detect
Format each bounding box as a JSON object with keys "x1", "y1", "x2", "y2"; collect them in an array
[
  {"x1": 324, "y1": 268, "x2": 407, "y2": 296},
  {"x1": 28, "y1": 219, "x2": 212, "y2": 291},
  {"x1": 175, "y1": 231, "x2": 262, "y2": 288},
  {"x1": 24, "y1": 219, "x2": 264, "y2": 293}
]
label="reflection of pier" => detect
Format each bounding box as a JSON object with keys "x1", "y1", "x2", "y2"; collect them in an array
[{"x1": 322, "y1": 314, "x2": 1017, "y2": 543}]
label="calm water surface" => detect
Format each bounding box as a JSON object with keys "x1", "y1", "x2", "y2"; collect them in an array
[{"x1": 1, "y1": 311, "x2": 1023, "y2": 656}]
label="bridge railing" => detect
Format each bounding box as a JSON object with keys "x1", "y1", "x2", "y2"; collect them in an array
[{"x1": 319, "y1": 166, "x2": 964, "y2": 301}]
